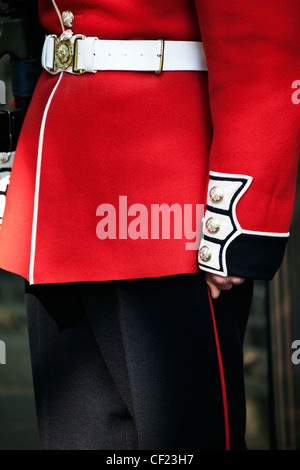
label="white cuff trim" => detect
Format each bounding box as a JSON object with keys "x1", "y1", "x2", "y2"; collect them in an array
[{"x1": 198, "y1": 170, "x2": 290, "y2": 276}]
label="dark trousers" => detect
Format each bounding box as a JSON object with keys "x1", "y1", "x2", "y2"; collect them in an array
[{"x1": 25, "y1": 272, "x2": 253, "y2": 450}]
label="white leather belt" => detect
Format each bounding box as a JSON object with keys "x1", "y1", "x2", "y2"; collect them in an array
[{"x1": 41, "y1": 33, "x2": 208, "y2": 75}]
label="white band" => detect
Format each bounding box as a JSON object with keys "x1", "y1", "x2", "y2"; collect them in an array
[{"x1": 42, "y1": 34, "x2": 208, "y2": 74}]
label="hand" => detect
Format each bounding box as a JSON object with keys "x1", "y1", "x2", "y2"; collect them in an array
[{"x1": 205, "y1": 272, "x2": 245, "y2": 299}]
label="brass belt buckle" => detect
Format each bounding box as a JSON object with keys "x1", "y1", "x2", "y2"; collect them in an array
[
  {"x1": 55, "y1": 37, "x2": 74, "y2": 70},
  {"x1": 49, "y1": 34, "x2": 85, "y2": 74}
]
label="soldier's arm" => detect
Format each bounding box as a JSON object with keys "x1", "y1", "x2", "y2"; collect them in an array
[{"x1": 194, "y1": 0, "x2": 300, "y2": 281}]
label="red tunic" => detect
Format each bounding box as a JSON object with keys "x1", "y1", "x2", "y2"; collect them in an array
[{"x1": 0, "y1": 0, "x2": 299, "y2": 284}]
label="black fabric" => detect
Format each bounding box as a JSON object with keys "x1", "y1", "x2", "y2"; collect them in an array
[
  {"x1": 226, "y1": 233, "x2": 288, "y2": 280},
  {"x1": 11, "y1": 58, "x2": 42, "y2": 98},
  {"x1": 25, "y1": 273, "x2": 253, "y2": 450}
]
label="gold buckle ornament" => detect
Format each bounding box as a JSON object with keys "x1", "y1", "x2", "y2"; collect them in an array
[
  {"x1": 55, "y1": 38, "x2": 74, "y2": 70},
  {"x1": 49, "y1": 34, "x2": 85, "y2": 74}
]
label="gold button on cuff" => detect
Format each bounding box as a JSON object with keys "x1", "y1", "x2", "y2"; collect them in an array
[
  {"x1": 199, "y1": 246, "x2": 211, "y2": 262},
  {"x1": 62, "y1": 10, "x2": 74, "y2": 28},
  {"x1": 209, "y1": 186, "x2": 224, "y2": 204},
  {"x1": 205, "y1": 217, "x2": 220, "y2": 234}
]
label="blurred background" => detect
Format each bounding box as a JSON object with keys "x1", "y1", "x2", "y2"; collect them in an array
[{"x1": 0, "y1": 0, "x2": 300, "y2": 451}]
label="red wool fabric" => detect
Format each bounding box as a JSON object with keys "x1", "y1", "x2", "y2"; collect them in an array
[{"x1": 0, "y1": 0, "x2": 299, "y2": 284}]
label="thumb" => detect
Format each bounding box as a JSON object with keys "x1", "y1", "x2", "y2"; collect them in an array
[{"x1": 206, "y1": 280, "x2": 221, "y2": 299}]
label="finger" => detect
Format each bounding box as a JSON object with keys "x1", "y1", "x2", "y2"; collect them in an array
[
  {"x1": 209, "y1": 278, "x2": 234, "y2": 291},
  {"x1": 204, "y1": 273, "x2": 245, "y2": 299},
  {"x1": 209, "y1": 275, "x2": 244, "y2": 290},
  {"x1": 230, "y1": 277, "x2": 245, "y2": 286},
  {"x1": 206, "y1": 280, "x2": 221, "y2": 299}
]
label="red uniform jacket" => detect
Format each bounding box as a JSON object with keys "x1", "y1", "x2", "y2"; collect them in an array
[{"x1": 0, "y1": 0, "x2": 299, "y2": 285}]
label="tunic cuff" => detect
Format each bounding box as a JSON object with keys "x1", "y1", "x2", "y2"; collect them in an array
[{"x1": 198, "y1": 171, "x2": 289, "y2": 280}]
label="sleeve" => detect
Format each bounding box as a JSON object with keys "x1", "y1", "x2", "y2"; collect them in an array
[{"x1": 193, "y1": 0, "x2": 300, "y2": 280}]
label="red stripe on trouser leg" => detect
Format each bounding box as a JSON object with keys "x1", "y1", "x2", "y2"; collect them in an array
[{"x1": 207, "y1": 285, "x2": 230, "y2": 450}]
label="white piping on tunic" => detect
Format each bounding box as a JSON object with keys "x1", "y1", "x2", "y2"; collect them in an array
[
  {"x1": 51, "y1": 0, "x2": 65, "y2": 32},
  {"x1": 29, "y1": 73, "x2": 63, "y2": 285}
]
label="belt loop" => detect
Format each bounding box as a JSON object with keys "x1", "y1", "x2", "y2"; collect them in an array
[
  {"x1": 41, "y1": 35, "x2": 59, "y2": 74},
  {"x1": 81, "y1": 36, "x2": 98, "y2": 74},
  {"x1": 154, "y1": 39, "x2": 165, "y2": 76}
]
